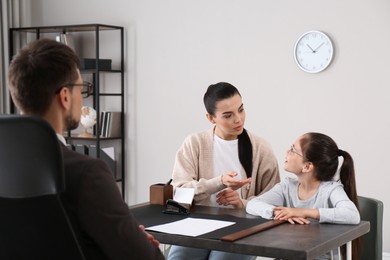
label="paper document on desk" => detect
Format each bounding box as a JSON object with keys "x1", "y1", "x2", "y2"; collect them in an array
[{"x1": 146, "y1": 218, "x2": 235, "y2": 237}]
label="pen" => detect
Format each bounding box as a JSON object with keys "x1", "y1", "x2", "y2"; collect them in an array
[{"x1": 166, "y1": 178, "x2": 172, "y2": 185}]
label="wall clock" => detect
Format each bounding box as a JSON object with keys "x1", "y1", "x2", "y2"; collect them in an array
[{"x1": 294, "y1": 30, "x2": 334, "y2": 73}]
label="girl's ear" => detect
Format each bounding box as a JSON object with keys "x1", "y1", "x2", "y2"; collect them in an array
[
  {"x1": 302, "y1": 162, "x2": 314, "y2": 173},
  {"x1": 206, "y1": 113, "x2": 215, "y2": 124}
]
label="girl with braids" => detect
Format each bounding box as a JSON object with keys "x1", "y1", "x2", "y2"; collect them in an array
[
  {"x1": 168, "y1": 82, "x2": 280, "y2": 260},
  {"x1": 247, "y1": 132, "x2": 360, "y2": 259}
]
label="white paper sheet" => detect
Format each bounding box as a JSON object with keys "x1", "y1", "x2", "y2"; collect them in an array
[
  {"x1": 173, "y1": 187, "x2": 195, "y2": 205},
  {"x1": 146, "y1": 218, "x2": 235, "y2": 237}
]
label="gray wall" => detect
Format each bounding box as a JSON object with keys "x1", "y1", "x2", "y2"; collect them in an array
[{"x1": 23, "y1": 0, "x2": 389, "y2": 253}]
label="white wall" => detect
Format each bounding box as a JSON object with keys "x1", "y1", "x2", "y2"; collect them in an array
[{"x1": 26, "y1": 0, "x2": 389, "y2": 252}]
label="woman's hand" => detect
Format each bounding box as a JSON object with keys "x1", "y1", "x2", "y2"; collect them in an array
[
  {"x1": 216, "y1": 189, "x2": 244, "y2": 208},
  {"x1": 221, "y1": 171, "x2": 251, "y2": 190},
  {"x1": 139, "y1": 225, "x2": 160, "y2": 247}
]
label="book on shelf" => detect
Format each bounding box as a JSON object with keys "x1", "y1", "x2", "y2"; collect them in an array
[
  {"x1": 100, "y1": 111, "x2": 121, "y2": 138},
  {"x1": 100, "y1": 112, "x2": 108, "y2": 137},
  {"x1": 74, "y1": 144, "x2": 88, "y2": 155},
  {"x1": 80, "y1": 58, "x2": 112, "y2": 70}
]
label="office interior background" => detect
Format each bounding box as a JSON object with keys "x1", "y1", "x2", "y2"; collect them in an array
[{"x1": 0, "y1": 0, "x2": 388, "y2": 256}]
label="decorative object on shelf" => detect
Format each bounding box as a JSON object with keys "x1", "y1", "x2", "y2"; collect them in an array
[
  {"x1": 78, "y1": 106, "x2": 97, "y2": 138},
  {"x1": 55, "y1": 33, "x2": 75, "y2": 51},
  {"x1": 294, "y1": 30, "x2": 334, "y2": 73}
]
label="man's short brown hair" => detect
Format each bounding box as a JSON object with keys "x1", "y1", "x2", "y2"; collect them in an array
[{"x1": 8, "y1": 38, "x2": 80, "y2": 115}]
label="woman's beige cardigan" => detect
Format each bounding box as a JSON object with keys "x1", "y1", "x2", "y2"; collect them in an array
[{"x1": 171, "y1": 128, "x2": 280, "y2": 207}]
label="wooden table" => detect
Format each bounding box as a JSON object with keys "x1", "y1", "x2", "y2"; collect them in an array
[{"x1": 130, "y1": 203, "x2": 369, "y2": 260}]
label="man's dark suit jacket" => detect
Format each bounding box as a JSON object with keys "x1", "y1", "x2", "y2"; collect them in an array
[{"x1": 60, "y1": 143, "x2": 164, "y2": 260}]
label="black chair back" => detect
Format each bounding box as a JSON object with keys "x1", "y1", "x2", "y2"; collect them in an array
[{"x1": 0, "y1": 115, "x2": 85, "y2": 260}]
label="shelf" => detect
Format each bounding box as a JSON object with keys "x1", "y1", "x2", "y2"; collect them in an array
[
  {"x1": 81, "y1": 69, "x2": 123, "y2": 73},
  {"x1": 97, "y1": 93, "x2": 123, "y2": 96},
  {"x1": 9, "y1": 23, "x2": 125, "y2": 198},
  {"x1": 66, "y1": 136, "x2": 122, "y2": 141},
  {"x1": 10, "y1": 24, "x2": 123, "y2": 33}
]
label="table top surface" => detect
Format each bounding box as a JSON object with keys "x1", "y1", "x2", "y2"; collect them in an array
[{"x1": 130, "y1": 203, "x2": 370, "y2": 260}]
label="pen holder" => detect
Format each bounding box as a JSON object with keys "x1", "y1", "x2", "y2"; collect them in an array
[{"x1": 149, "y1": 184, "x2": 173, "y2": 205}]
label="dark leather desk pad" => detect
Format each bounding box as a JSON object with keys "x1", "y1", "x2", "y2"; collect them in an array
[{"x1": 131, "y1": 204, "x2": 283, "y2": 241}]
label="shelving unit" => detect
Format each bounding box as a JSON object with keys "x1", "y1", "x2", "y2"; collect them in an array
[{"x1": 9, "y1": 24, "x2": 125, "y2": 196}]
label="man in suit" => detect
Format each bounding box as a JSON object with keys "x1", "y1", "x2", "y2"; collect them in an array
[{"x1": 8, "y1": 38, "x2": 164, "y2": 260}]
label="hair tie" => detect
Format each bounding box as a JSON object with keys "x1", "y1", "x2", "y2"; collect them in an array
[{"x1": 338, "y1": 149, "x2": 343, "y2": 156}]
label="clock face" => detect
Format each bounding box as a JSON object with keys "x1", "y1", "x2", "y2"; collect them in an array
[{"x1": 294, "y1": 31, "x2": 333, "y2": 73}]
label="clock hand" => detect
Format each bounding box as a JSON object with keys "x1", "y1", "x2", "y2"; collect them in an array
[
  {"x1": 306, "y1": 44, "x2": 315, "y2": 53},
  {"x1": 314, "y1": 42, "x2": 325, "y2": 52}
]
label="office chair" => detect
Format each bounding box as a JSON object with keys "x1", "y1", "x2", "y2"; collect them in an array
[
  {"x1": 0, "y1": 115, "x2": 85, "y2": 260},
  {"x1": 358, "y1": 196, "x2": 383, "y2": 260}
]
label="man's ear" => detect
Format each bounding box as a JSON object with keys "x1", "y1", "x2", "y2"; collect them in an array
[
  {"x1": 57, "y1": 87, "x2": 71, "y2": 110},
  {"x1": 206, "y1": 113, "x2": 215, "y2": 124}
]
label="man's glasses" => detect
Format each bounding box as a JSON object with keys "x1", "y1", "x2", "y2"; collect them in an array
[
  {"x1": 66, "y1": 81, "x2": 93, "y2": 98},
  {"x1": 56, "y1": 81, "x2": 94, "y2": 98},
  {"x1": 288, "y1": 145, "x2": 303, "y2": 157}
]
